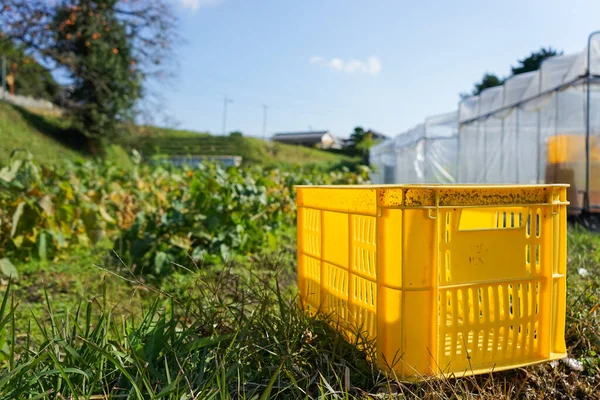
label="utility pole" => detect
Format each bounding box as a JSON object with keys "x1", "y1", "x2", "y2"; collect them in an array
[
  {"x1": 262, "y1": 104, "x2": 268, "y2": 140},
  {"x1": 1, "y1": 55, "x2": 6, "y2": 100},
  {"x1": 222, "y1": 95, "x2": 233, "y2": 135}
]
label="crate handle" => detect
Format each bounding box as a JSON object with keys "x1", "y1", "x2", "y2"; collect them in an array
[{"x1": 458, "y1": 207, "x2": 527, "y2": 231}]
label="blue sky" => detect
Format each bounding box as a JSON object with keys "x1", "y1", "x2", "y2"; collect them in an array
[{"x1": 159, "y1": 0, "x2": 600, "y2": 139}]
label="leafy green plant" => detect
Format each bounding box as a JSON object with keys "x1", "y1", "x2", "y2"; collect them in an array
[
  {"x1": 115, "y1": 162, "x2": 368, "y2": 277},
  {"x1": 0, "y1": 153, "x2": 369, "y2": 277}
]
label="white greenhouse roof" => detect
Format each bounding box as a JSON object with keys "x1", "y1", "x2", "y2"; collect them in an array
[{"x1": 459, "y1": 33, "x2": 600, "y2": 123}]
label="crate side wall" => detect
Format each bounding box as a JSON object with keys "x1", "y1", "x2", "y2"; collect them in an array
[{"x1": 296, "y1": 185, "x2": 568, "y2": 380}]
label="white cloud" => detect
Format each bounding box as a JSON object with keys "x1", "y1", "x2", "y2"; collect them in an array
[
  {"x1": 366, "y1": 56, "x2": 382, "y2": 76},
  {"x1": 330, "y1": 58, "x2": 344, "y2": 71},
  {"x1": 179, "y1": 0, "x2": 223, "y2": 11},
  {"x1": 309, "y1": 56, "x2": 325, "y2": 64},
  {"x1": 309, "y1": 56, "x2": 382, "y2": 76},
  {"x1": 344, "y1": 59, "x2": 363, "y2": 73}
]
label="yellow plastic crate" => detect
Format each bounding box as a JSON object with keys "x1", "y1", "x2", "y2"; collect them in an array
[{"x1": 295, "y1": 184, "x2": 568, "y2": 380}]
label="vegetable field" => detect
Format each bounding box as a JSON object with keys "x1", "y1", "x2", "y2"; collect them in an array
[{"x1": 0, "y1": 150, "x2": 368, "y2": 277}]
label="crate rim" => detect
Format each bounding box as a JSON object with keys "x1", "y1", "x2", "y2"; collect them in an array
[{"x1": 294, "y1": 183, "x2": 570, "y2": 189}]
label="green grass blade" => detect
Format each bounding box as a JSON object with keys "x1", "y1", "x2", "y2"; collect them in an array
[
  {"x1": 33, "y1": 367, "x2": 90, "y2": 380},
  {"x1": 9, "y1": 293, "x2": 15, "y2": 371},
  {"x1": 78, "y1": 338, "x2": 145, "y2": 399},
  {"x1": 46, "y1": 349, "x2": 79, "y2": 398},
  {"x1": 26, "y1": 389, "x2": 56, "y2": 400},
  {"x1": 259, "y1": 361, "x2": 284, "y2": 400},
  {"x1": 0, "y1": 279, "x2": 13, "y2": 332}
]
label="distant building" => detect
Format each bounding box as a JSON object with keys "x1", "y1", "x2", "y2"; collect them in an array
[
  {"x1": 365, "y1": 130, "x2": 388, "y2": 141},
  {"x1": 341, "y1": 129, "x2": 388, "y2": 148},
  {"x1": 271, "y1": 130, "x2": 342, "y2": 150},
  {"x1": 341, "y1": 138, "x2": 354, "y2": 148}
]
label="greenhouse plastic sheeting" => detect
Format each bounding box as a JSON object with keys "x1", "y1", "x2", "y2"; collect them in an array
[
  {"x1": 369, "y1": 138, "x2": 396, "y2": 184},
  {"x1": 423, "y1": 111, "x2": 458, "y2": 183},
  {"x1": 394, "y1": 123, "x2": 425, "y2": 183},
  {"x1": 369, "y1": 111, "x2": 458, "y2": 184},
  {"x1": 457, "y1": 31, "x2": 600, "y2": 213}
]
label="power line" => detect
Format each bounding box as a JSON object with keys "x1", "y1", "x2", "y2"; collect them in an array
[
  {"x1": 196, "y1": 73, "x2": 327, "y2": 110},
  {"x1": 185, "y1": 71, "x2": 341, "y2": 116},
  {"x1": 166, "y1": 89, "x2": 330, "y2": 119}
]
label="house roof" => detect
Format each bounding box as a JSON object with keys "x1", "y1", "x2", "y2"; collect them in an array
[
  {"x1": 272, "y1": 130, "x2": 330, "y2": 140},
  {"x1": 365, "y1": 130, "x2": 388, "y2": 140}
]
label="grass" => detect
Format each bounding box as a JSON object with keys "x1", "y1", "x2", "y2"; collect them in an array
[
  {"x1": 0, "y1": 101, "x2": 355, "y2": 168},
  {"x1": 244, "y1": 137, "x2": 352, "y2": 167},
  {"x1": 123, "y1": 133, "x2": 354, "y2": 167},
  {"x1": 132, "y1": 125, "x2": 212, "y2": 138},
  {"x1": 0, "y1": 226, "x2": 599, "y2": 398},
  {"x1": 8, "y1": 247, "x2": 145, "y2": 338},
  {"x1": 0, "y1": 102, "x2": 87, "y2": 165}
]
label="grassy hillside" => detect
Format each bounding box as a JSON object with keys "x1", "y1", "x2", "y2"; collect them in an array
[
  {"x1": 0, "y1": 101, "x2": 87, "y2": 164},
  {"x1": 0, "y1": 101, "x2": 354, "y2": 167},
  {"x1": 131, "y1": 125, "x2": 212, "y2": 138},
  {"x1": 127, "y1": 134, "x2": 352, "y2": 166}
]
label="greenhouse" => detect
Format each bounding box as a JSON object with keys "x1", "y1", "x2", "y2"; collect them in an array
[
  {"x1": 371, "y1": 31, "x2": 600, "y2": 217},
  {"x1": 370, "y1": 111, "x2": 458, "y2": 185},
  {"x1": 368, "y1": 137, "x2": 396, "y2": 185}
]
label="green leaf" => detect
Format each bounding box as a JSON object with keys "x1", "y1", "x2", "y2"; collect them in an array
[
  {"x1": 169, "y1": 235, "x2": 191, "y2": 251},
  {"x1": 267, "y1": 231, "x2": 277, "y2": 250},
  {"x1": 0, "y1": 258, "x2": 18, "y2": 280},
  {"x1": 131, "y1": 149, "x2": 142, "y2": 165},
  {"x1": 191, "y1": 246, "x2": 206, "y2": 261},
  {"x1": 154, "y1": 251, "x2": 170, "y2": 274},
  {"x1": 220, "y1": 243, "x2": 231, "y2": 261},
  {"x1": 37, "y1": 195, "x2": 55, "y2": 216},
  {"x1": 99, "y1": 205, "x2": 116, "y2": 224},
  {"x1": 48, "y1": 229, "x2": 67, "y2": 248},
  {"x1": 38, "y1": 231, "x2": 48, "y2": 261},
  {"x1": 76, "y1": 233, "x2": 90, "y2": 247},
  {"x1": 10, "y1": 202, "x2": 25, "y2": 237},
  {"x1": 0, "y1": 159, "x2": 23, "y2": 183},
  {"x1": 11, "y1": 236, "x2": 23, "y2": 249}
]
